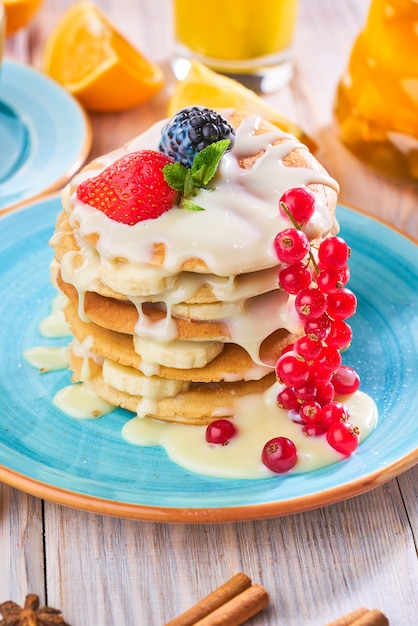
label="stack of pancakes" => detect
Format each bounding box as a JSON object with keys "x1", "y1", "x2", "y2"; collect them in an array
[{"x1": 50, "y1": 110, "x2": 339, "y2": 425}]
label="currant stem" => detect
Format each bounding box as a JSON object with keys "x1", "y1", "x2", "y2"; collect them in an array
[{"x1": 280, "y1": 201, "x2": 320, "y2": 276}]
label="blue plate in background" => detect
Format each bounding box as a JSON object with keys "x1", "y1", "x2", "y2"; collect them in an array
[
  {"x1": 0, "y1": 60, "x2": 91, "y2": 212},
  {"x1": 0, "y1": 196, "x2": 416, "y2": 522}
]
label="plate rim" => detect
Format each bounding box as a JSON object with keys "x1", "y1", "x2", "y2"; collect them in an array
[
  {"x1": 0, "y1": 196, "x2": 417, "y2": 522},
  {"x1": 0, "y1": 59, "x2": 92, "y2": 213}
]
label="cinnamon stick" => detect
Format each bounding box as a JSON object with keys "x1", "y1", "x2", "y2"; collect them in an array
[
  {"x1": 350, "y1": 609, "x2": 389, "y2": 626},
  {"x1": 164, "y1": 573, "x2": 252, "y2": 626},
  {"x1": 192, "y1": 584, "x2": 269, "y2": 626},
  {"x1": 325, "y1": 607, "x2": 370, "y2": 626},
  {"x1": 326, "y1": 607, "x2": 389, "y2": 626}
]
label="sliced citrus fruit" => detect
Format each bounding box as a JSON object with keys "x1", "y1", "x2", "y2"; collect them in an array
[
  {"x1": 42, "y1": 1, "x2": 164, "y2": 113},
  {"x1": 4, "y1": 0, "x2": 43, "y2": 37},
  {"x1": 168, "y1": 61, "x2": 316, "y2": 150}
]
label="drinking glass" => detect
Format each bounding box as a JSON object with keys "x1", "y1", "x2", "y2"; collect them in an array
[{"x1": 172, "y1": 0, "x2": 299, "y2": 93}]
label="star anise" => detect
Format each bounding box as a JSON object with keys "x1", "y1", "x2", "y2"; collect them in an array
[{"x1": 0, "y1": 594, "x2": 71, "y2": 626}]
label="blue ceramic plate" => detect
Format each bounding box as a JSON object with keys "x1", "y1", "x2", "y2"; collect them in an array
[
  {"x1": 0, "y1": 60, "x2": 91, "y2": 212},
  {"x1": 0, "y1": 196, "x2": 417, "y2": 522}
]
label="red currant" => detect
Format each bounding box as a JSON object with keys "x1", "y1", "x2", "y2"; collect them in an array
[
  {"x1": 205, "y1": 419, "x2": 237, "y2": 444},
  {"x1": 295, "y1": 287, "x2": 327, "y2": 320},
  {"x1": 318, "y1": 401, "x2": 349, "y2": 427},
  {"x1": 279, "y1": 187, "x2": 315, "y2": 224},
  {"x1": 317, "y1": 266, "x2": 350, "y2": 294},
  {"x1": 274, "y1": 228, "x2": 310, "y2": 264},
  {"x1": 279, "y1": 262, "x2": 312, "y2": 295},
  {"x1": 299, "y1": 401, "x2": 322, "y2": 424},
  {"x1": 327, "y1": 288, "x2": 357, "y2": 320},
  {"x1": 261, "y1": 436, "x2": 298, "y2": 473},
  {"x1": 315, "y1": 346, "x2": 342, "y2": 376},
  {"x1": 276, "y1": 387, "x2": 299, "y2": 410},
  {"x1": 304, "y1": 313, "x2": 332, "y2": 341},
  {"x1": 332, "y1": 365, "x2": 360, "y2": 395},
  {"x1": 303, "y1": 421, "x2": 328, "y2": 437},
  {"x1": 326, "y1": 320, "x2": 353, "y2": 350},
  {"x1": 326, "y1": 421, "x2": 360, "y2": 455},
  {"x1": 275, "y1": 353, "x2": 310, "y2": 387},
  {"x1": 294, "y1": 335, "x2": 323, "y2": 360},
  {"x1": 294, "y1": 380, "x2": 317, "y2": 402},
  {"x1": 318, "y1": 236, "x2": 350, "y2": 269},
  {"x1": 315, "y1": 381, "x2": 335, "y2": 405}
]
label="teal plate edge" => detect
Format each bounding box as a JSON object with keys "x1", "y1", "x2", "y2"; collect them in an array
[
  {"x1": 0, "y1": 196, "x2": 417, "y2": 522},
  {"x1": 0, "y1": 60, "x2": 91, "y2": 211}
]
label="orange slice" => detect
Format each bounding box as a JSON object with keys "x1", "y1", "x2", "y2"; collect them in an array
[
  {"x1": 42, "y1": 1, "x2": 164, "y2": 112},
  {"x1": 168, "y1": 61, "x2": 316, "y2": 151},
  {"x1": 4, "y1": 0, "x2": 43, "y2": 37}
]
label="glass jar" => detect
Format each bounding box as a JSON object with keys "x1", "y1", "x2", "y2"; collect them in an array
[{"x1": 334, "y1": 0, "x2": 418, "y2": 183}]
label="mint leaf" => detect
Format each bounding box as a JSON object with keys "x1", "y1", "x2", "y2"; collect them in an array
[
  {"x1": 163, "y1": 162, "x2": 187, "y2": 191},
  {"x1": 191, "y1": 139, "x2": 230, "y2": 186},
  {"x1": 184, "y1": 169, "x2": 195, "y2": 197},
  {"x1": 180, "y1": 198, "x2": 205, "y2": 211},
  {"x1": 162, "y1": 139, "x2": 231, "y2": 211}
]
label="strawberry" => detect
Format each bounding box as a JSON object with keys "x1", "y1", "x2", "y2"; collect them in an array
[{"x1": 76, "y1": 150, "x2": 177, "y2": 225}]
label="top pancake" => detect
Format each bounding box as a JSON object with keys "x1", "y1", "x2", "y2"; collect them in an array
[{"x1": 52, "y1": 110, "x2": 339, "y2": 282}]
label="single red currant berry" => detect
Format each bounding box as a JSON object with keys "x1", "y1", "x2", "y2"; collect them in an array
[
  {"x1": 303, "y1": 421, "x2": 328, "y2": 437},
  {"x1": 309, "y1": 365, "x2": 333, "y2": 386},
  {"x1": 295, "y1": 287, "x2": 327, "y2": 321},
  {"x1": 326, "y1": 421, "x2": 360, "y2": 455},
  {"x1": 205, "y1": 419, "x2": 237, "y2": 444},
  {"x1": 274, "y1": 228, "x2": 310, "y2": 264},
  {"x1": 275, "y1": 353, "x2": 310, "y2": 387},
  {"x1": 299, "y1": 401, "x2": 322, "y2": 424},
  {"x1": 294, "y1": 335, "x2": 323, "y2": 359},
  {"x1": 318, "y1": 401, "x2": 349, "y2": 427},
  {"x1": 317, "y1": 266, "x2": 350, "y2": 294},
  {"x1": 304, "y1": 313, "x2": 332, "y2": 341},
  {"x1": 316, "y1": 346, "x2": 343, "y2": 376},
  {"x1": 294, "y1": 381, "x2": 317, "y2": 402},
  {"x1": 315, "y1": 381, "x2": 335, "y2": 405},
  {"x1": 332, "y1": 365, "x2": 360, "y2": 395},
  {"x1": 327, "y1": 288, "x2": 357, "y2": 320},
  {"x1": 279, "y1": 187, "x2": 315, "y2": 224},
  {"x1": 279, "y1": 262, "x2": 312, "y2": 295},
  {"x1": 261, "y1": 436, "x2": 298, "y2": 473},
  {"x1": 326, "y1": 320, "x2": 353, "y2": 350},
  {"x1": 318, "y1": 236, "x2": 350, "y2": 269},
  {"x1": 277, "y1": 387, "x2": 299, "y2": 410}
]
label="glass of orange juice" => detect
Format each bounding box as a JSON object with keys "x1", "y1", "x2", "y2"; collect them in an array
[
  {"x1": 334, "y1": 0, "x2": 418, "y2": 183},
  {"x1": 172, "y1": 0, "x2": 299, "y2": 93}
]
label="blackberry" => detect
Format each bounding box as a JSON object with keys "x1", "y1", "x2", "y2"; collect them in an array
[{"x1": 159, "y1": 106, "x2": 235, "y2": 168}]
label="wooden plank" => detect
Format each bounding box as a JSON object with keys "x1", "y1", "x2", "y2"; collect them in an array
[
  {"x1": 42, "y1": 473, "x2": 417, "y2": 625},
  {"x1": 0, "y1": 486, "x2": 45, "y2": 605}
]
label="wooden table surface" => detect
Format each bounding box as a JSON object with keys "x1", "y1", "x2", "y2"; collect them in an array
[{"x1": 2, "y1": 1, "x2": 417, "y2": 624}]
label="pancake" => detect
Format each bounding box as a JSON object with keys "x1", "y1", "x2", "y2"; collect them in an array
[{"x1": 51, "y1": 108, "x2": 339, "y2": 424}]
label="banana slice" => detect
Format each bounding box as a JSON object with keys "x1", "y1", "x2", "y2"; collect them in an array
[
  {"x1": 102, "y1": 359, "x2": 189, "y2": 399},
  {"x1": 99, "y1": 261, "x2": 177, "y2": 296},
  {"x1": 172, "y1": 299, "x2": 244, "y2": 320},
  {"x1": 134, "y1": 336, "x2": 223, "y2": 369}
]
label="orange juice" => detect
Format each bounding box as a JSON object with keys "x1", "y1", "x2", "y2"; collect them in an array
[
  {"x1": 334, "y1": 0, "x2": 418, "y2": 182},
  {"x1": 172, "y1": 0, "x2": 299, "y2": 92}
]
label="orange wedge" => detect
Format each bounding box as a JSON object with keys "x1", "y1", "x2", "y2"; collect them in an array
[
  {"x1": 169, "y1": 61, "x2": 316, "y2": 151},
  {"x1": 4, "y1": 0, "x2": 43, "y2": 37},
  {"x1": 42, "y1": 1, "x2": 164, "y2": 112}
]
